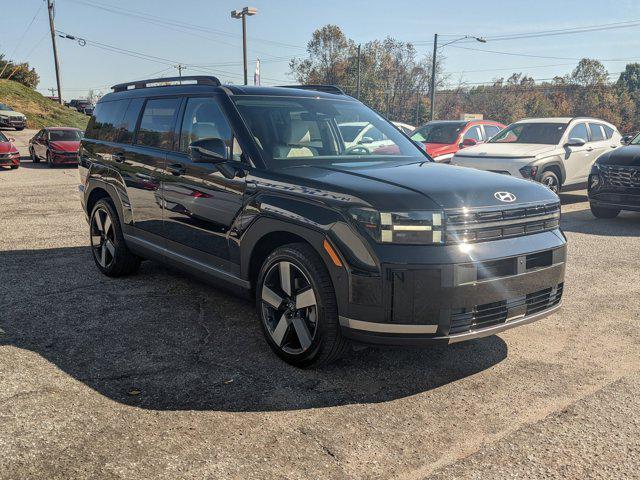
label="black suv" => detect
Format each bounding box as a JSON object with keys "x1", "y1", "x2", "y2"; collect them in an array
[
  {"x1": 588, "y1": 133, "x2": 640, "y2": 218},
  {"x1": 79, "y1": 76, "x2": 566, "y2": 367}
]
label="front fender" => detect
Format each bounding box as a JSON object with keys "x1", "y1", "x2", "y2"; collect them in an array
[{"x1": 534, "y1": 157, "x2": 566, "y2": 184}]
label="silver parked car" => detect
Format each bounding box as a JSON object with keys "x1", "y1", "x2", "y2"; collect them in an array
[{"x1": 451, "y1": 117, "x2": 622, "y2": 193}]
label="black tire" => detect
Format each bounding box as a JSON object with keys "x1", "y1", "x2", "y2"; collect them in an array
[
  {"x1": 30, "y1": 147, "x2": 39, "y2": 163},
  {"x1": 10, "y1": 164, "x2": 18, "y2": 169},
  {"x1": 539, "y1": 170, "x2": 560, "y2": 194},
  {"x1": 89, "y1": 198, "x2": 141, "y2": 277},
  {"x1": 255, "y1": 243, "x2": 349, "y2": 368},
  {"x1": 590, "y1": 203, "x2": 620, "y2": 219},
  {"x1": 15, "y1": 127, "x2": 24, "y2": 131}
]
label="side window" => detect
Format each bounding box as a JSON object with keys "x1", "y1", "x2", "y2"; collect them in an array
[
  {"x1": 179, "y1": 97, "x2": 241, "y2": 161},
  {"x1": 463, "y1": 125, "x2": 482, "y2": 142},
  {"x1": 568, "y1": 123, "x2": 589, "y2": 142},
  {"x1": 602, "y1": 124, "x2": 614, "y2": 139},
  {"x1": 117, "y1": 98, "x2": 144, "y2": 144},
  {"x1": 484, "y1": 125, "x2": 501, "y2": 140},
  {"x1": 86, "y1": 100, "x2": 128, "y2": 142},
  {"x1": 136, "y1": 98, "x2": 181, "y2": 150},
  {"x1": 588, "y1": 123, "x2": 605, "y2": 142}
]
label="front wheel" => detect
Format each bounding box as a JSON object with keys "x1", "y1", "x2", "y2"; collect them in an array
[
  {"x1": 10, "y1": 165, "x2": 18, "y2": 169},
  {"x1": 256, "y1": 243, "x2": 349, "y2": 368},
  {"x1": 89, "y1": 198, "x2": 141, "y2": 277},
  {"x1": 539, "y1": 170, "x2": 560, "y2": 194},
  {"x1": 590, "y1": 204, "x2": 620, "y2": 219}
]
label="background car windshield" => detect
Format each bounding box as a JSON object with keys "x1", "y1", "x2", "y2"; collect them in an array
[
  {"x1": 0, "y1": 103, "x2": 12, "y2": 111},
  {"x1": 232, "y1": 96, "x2": 423, "y2": 167},
  {"x1": 49, "y1": 130, "x2": 83, "y2": 141},
  {"x1": 410, "y1": 123, "x2": 464, "y2": 144},
  {"x1": 490, "y1": 123, "x2": 567, "y2": 144},
  {"x1": 0, "y1": 131, "x2": 8, "y2": 142}
]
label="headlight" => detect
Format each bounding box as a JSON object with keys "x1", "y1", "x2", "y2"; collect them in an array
[
  {"x1": 350, "y1": 208, "x2": 445, "y2": 245},
  {"x1": 519, "y1": 165, "x2": 539, "y2": 179}
]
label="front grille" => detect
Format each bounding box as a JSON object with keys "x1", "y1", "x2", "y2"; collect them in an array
[
  {"x1": 600, "y1": 165, "x2": 640, "y2": 188},
  {"x1": 445, "y1": 202, "x2": 560, "y2": 244},
  {"x1": 449, "y1": 283, "x2": 563, "y2": 335}
]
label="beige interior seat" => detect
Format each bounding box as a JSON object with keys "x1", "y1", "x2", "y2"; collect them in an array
[{"x1": 273, "y1": 122, "x2": 318, "y2": 158}]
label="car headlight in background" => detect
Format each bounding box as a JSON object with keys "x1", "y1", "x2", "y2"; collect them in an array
[
  {"x1": 350, "y1": 208, "x2": 445, "y2": 245},
  {"x1": 519, "y1": 165, "x2": 539, "y2": 179}
]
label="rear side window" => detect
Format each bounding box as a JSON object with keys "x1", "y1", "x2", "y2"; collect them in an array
[
  {"x1": 86, "y1": 100, "x2": 129, "y2": 142},
  {"x1": 602, "y1": 124, "x2": 614, "y2": 139},
  {"x1": 117, "y1": 98, "x2": 144, "y2": 144},
  {"x1": 589, "y1": 123, "x2": 605, "y2": 141},
  {"x1": 136, "y1": 98, "x2": 181, "y2": 150}
]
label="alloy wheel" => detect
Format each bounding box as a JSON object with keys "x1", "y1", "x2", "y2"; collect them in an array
[
  {"x1": 90, "y1": 207, "x2": 116, "y2": 269},
  {"x1": 543, "y1": 176, "x2": 559, "y2": 193},
  {"x1": 260, "y1": 261, "x2": 318, "y2": 355}
]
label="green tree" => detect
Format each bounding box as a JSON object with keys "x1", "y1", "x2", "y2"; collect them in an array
[{"x1": 0, "y1": 53, "x2": 39, "y2": 88}]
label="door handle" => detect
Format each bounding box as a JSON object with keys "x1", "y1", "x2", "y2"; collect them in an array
[
  {"x1": 112, "y1": 152, "x2": 125, "y2": 163},
  {"x1": 167, "y1": 163, "x2": 186, "y2": 176}
]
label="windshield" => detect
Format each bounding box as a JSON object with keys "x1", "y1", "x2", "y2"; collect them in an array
[
  {"x1": 0, "y1": 132, "x2": 7, "y2": 142},
  {"x1": 410, "y1": 123, "x2": 464, "y2": 144},
  {"x1": 232, "y1": 95, "x2": 425, "y2": 168},
  {"x1": 49, "y1": 129, "x2": 83, "y2": 141},
  {"x1": 0, "y1": 103, "x2": 12, "y2": 111},
  {"x1": 490, "y1": 123, "x2": 567, "y2": 145}
]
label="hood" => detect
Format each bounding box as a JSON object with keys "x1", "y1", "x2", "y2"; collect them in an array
[
  {"x1": 596, "y1": 145, "x2": 640, "y2": 167},
  {"x1": 50, "y1": 140, "x2": 80, "y2": 152},
  {"x1": 0, "y1": 109, "x2": 25, "y2": 117},
  {"x1": 279, "y1": 160, "x2": 558, "y2": 210},
  {"x1": 0, "y1": 141, "x2": 18, "y2": 154},
  {"x1": 454, "y1": 142, "x2": 558, "y2": 159},
  {"x1": 424, "y1": 143, "x2": 456, "y2": 157}
]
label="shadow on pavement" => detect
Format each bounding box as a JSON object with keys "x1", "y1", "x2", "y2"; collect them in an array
[
  {"x1": 561, "y1": 207, "x2": 640, "y2": 237},
  {"x1": 558, "y1": 192, "x2": 587, "y2": 205},
  {"x1": 18, "y1": 157, "x2": 78, "y2": 169},
  {"x1": 0, "y1": 246, "x2": 507, "y2": 412}
]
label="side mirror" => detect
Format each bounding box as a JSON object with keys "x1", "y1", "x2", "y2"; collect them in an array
[
  {"x1": 565, "y1": 137, "x2": 586, "y2": 147},
  {"x1": 189, "y1": 138, "x2": 228, "y2": 164},
  {"x1": 358, "y1": 137, "x2": 374, "y2": 145},
  {"x1": 8, "y1": 137, "x2": 15, "y2": 142},
  {"x1": 460, "y1": 138, "x2": 477, "y2": 148},
  {"x1": 621, "y1": 134, "x2": 633, "y2": 145}
]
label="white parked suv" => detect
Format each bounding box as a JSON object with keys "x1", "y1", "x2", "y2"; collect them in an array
[{"x1": 451, "y1": 117, "x2": 622, "y2": 193}]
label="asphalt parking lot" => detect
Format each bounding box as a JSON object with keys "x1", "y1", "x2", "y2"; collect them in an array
[{"x1": 1, "y1": 129, "x2": 639, "y2": 479}]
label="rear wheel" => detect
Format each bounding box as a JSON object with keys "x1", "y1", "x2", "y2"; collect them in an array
[
  {"x1": 90, "y1": 198, "x2": 141, "y2": 277},
  {"x1": 256, "y1": 243, "x2": 349, "y2": 368},
  {"x1": 540, "y1": 170, "x2": 560, "y2": 194},
  {"x1": 590, "y1": 204, "x2": 620, "y2": 218},
  {"x1": 10, "y1": 165, "x2": 18, "y2": 169}
]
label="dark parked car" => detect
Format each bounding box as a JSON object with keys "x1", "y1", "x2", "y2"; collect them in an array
[
  {"x1": 67, "y1": 99, "x2": 92, "y2": 112},
  {"x1": 79, "y1": 76, "x2": 566, "y2": 367},
  {"x1": 588, "y1": 132, "x2": 640, "y2": 218},
  {"x1": 29, "y1": 127, "x2": 83, "y2": 167}
]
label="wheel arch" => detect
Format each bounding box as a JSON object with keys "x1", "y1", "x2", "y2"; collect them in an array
[{"x1": 538, "y1": 159, "x2": 565, "y2": 185}]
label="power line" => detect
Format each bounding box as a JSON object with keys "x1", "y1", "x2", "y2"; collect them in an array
[{"x1": 7, "y1": 1, "x2": 44, "y2": 59}]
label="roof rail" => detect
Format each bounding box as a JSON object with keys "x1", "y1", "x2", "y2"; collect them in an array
[
  {"x1": 111, "y1": 75, "x2": 221, "y2": 92},
  {"x1": 278, "y1": 84, "x2": 345, "y2": 95}
]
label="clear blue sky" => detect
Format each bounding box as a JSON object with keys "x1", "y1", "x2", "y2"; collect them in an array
[{"x1": 3, "y1": 0, "x2": 640, "y2": 100}]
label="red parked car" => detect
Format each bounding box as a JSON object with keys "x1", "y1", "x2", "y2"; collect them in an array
[
  {"x1": 410, "y1": 120, "x2": 506, "y2": 163},
  {"x1": 0, "y1": 131, "x2": 20, "y2": 169},
  {"x1": 29, "y1": 127, "x2": 83, "y2": 167}
]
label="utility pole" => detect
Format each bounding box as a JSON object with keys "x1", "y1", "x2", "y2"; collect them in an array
[
  {"x1": 48, "y1": 87, "x2": 57, "y2": 97},
  {"x1": 429, "y1": 33, "x2": 438, "y2": 121},
  {"x1": 356, "y1": 44, "x2": 361, "y2": 99},
  {"x1": 231, "y1": 7, "x2": 257, "y2": 86},
  {"x1": 47, "y1": 0, "x2": 63, "y2": 104}
]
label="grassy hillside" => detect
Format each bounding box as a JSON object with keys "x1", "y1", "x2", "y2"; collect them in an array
[{"x1": 0, "y1": 79, "x2": 89, "y2": 130}]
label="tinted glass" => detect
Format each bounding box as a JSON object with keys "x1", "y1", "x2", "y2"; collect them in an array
[
  {"x1": 0, "y1": 103, "x2": 11, "y2": 111},
  {"x1": 589, "y1": 123, "x2": 605, "y2": 141},
  {"x1": 484, "y1": 125, "x2": 501, "y2": 139},
  {"x1": 491, "y1": 123, "x2": 567, "y2": 145},
  {"x1": 602, "y1": 124, "x2": 614, "y2": 139},
  {"x1": 232, "y1": 96, "x2": 423, "y2": 167},
  {"x1": 179, "y1": 97, "x2": 232, "y2": 153},
  {"x1": 136, "y1": 98, "x2": 181, "y2": 150},
  {"x1": 568, "y1": 123, "x2": 589, "y2": 142},
  {"x1": 49, "y1": 130, "x2": 83, "y2": 141},
  {"x1": 86, "y1": 100, "x2": 129, "y2": 142},
  {"x1": 411, "y1": 123, "x2": 465, "y2": 144},
  {"x1": 463, "y1": 126, "x2": 482, "y2": 141},
  {"x1": 117, "y1": 98, "x2": 143, "y2": 144},
  {"x1": 0, "y1": 131, "x2": 7, "y2": 142}
]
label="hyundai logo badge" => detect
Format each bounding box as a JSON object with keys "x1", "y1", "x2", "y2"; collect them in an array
[{"x1": 494, "y1": 191, "x2": 516, "y2": 203}]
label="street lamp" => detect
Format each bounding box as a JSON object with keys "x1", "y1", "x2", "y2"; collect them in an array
[
  {"x1": 429, "y1": 34, "x2": 486, "y2": 121},
  {"x1": 231, "y1": 6, "x2": 258, "y2": 85}
]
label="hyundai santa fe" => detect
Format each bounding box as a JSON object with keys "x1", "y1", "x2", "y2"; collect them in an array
[
  {"x1": 78, "y1": 76, "x2": 566, "y2": 367},
  {"x1": 452, "y1": 117, "x2": 621, "y2": 194}
]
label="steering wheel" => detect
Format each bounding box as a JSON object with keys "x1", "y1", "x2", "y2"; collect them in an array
[{"x1": 344, "y1": 145, "x2": 370, "y2": 155}]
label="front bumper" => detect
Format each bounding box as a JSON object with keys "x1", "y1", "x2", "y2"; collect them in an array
[
  {"x1": 338, "y1": 231, "x2": 566, "y2": 346},
  {"x1": 0, "y1": 117, "x2": 26, "y2": 128},
  {"x1": 0, "y1": 154, "x2": 20, "y2": 166},
  {"x1": 589, "y1": 190, "x2": 640, "y2": 212},
  {"x1": 51, "y1": 152, "x2": 79, "y2": 165}
]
